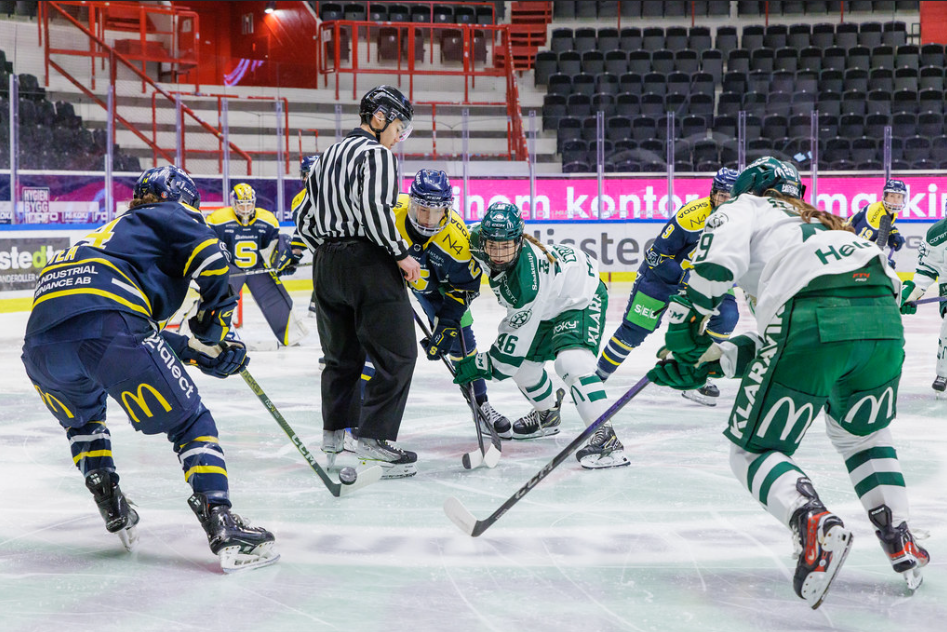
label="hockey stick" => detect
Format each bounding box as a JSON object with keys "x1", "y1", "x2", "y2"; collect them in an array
[
  {"x1": 911, "y1": 296, "x2": 947, "y2": 306},
  {"x1": 443, "y1": 375, "x2": 651, "y2": 537},
  {"x1": 876, "y1": 212, "x2": 893, "y2": 252},
  {"x1": 409, "y1": 306, "x2": 502, "y2": 469},
  {"x1": 239, "y1": 369, "x2": 383, "y2": 497},
  {"x1": 231, "y1": 262, "x2": 313, "y2": 279}
]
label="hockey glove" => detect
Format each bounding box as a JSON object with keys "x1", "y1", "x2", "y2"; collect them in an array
[
  {"x1": 453, "y1": 352, "x2": 493, "y2": 385},
  {"x1": 889, "y1": 232, "x2": 906, "y2": 252},
  {"x1": 182, "y1": 337, "x2": 249, "y2": 378},
  {"x1": 899, "y1": 280, "x2": 920, "y2": 315},
  {"x1": 273, "y1": 248, "x2": 302, "y2": 277},
  {"x1": 941, "y1": 283, "x2": 947, "y2": 318},
  {"x1": 663, "y1": 295, "x2": 715, "y2": 366},
  {"x1": 188, "y1": 294, "x2": 239, "y2": 344},
  {"x1": 647, "y1": 358, "x2": 722, "y2": 391},
  {"x1": 420, "y1": 318, "x2": 459, "y2": 361}
]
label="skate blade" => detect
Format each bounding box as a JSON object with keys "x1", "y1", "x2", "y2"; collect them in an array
[
  {"x1": 681, "y1": 390, "x2": 717, "y2": 407},
  {"x1": 358, "y1": 460, "x2": 417, "y2": 479},
  {"x1": 118, "y1": 525, "x2": 140, "y2": 552},
  {"x1": 803, "y1": 526, "x2": 854, "y2": 609},
  {"x1": 577, "y1": 452, "x2": 631, "y2": 470},
  {"x1": 902, "y1": 568, "x2": 924, "y2": 591},
  {"x1": 511, "y1": 426, "x2": 561, "y2": 440},
  {"x1": 219, "y1": 541, "x2": 280, "y2": 573}
]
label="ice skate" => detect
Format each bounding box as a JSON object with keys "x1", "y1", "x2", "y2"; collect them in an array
[
  {"x1": 343, "y1": 427, "x2": 359, "y2": 452},
  {"x1": 479, "y1": 401, "x2": 512, "y2": 439},
  {"x1": 512, "y1": 388, "x2": 565, "y2": 439},
  {"x1": 85, "y1": 469, "x2": 140, "y2": 552},
  {"x1": 576, "y1": 424, "x2": 630, "y2": 469},
  {"x1": 869, "y1": 505, "x2": 930, "y2": 591},
  {"x1": 932, "y1": 375, "x2": 946, "y2": 397},
  {"x1": 682, "y1": 380, "x2": 719, "y2": 407},
  {"x1": 188, "y1": 493, "x2": 279, "y2": 573},
  {"x1": 318, "y1": 356, "x2": 326, "y2": 370},
  {"x1": 356, "y1": 438, "x2": 418, "y2": 479},
  {"x1": 789, "y1": 480, "x2": 853, "y2": 609},
  {"x1": 322, "y1": 429, "x2": 345, "y2": 469}
]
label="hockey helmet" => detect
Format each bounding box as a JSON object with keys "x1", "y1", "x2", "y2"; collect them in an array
[
  {"x1": 360, "y1": 85, "x2": 414, "y2": 142},
  {"x1": 730, "y1": 156, "x2": 805, "y2": 200},
  {"x1": 710, "y1": 167, "x2": 739, "y2": 208},
  {"x1": 231, "y1": 183, "x2": 256, "y2": 224},
  {"x1": 133, "y1": 165, "x2": 201, "y2": 209},
  {"x1": 300, "y1": 155, "x2": 318, "y2": 181},
  {"x1": 408, "y1": 169, "x2": 453, "y2": 237},
  {"x1": 882, "y1": 179, "x2": 907, "y2": 214},
  {"x1": 477, "y1": 202, "x2": 525, "y2": 273}
]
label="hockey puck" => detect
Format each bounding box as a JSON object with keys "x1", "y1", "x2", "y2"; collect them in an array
[{"x1": 339, "y1": 467, "x2": 358, "y2": 485}]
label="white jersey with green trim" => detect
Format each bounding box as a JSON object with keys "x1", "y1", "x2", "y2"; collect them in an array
[
  {"x1": 480, "y1": 240, "x2": 601, "y2": 376},
  {"x1": 688, "y1": 194, "x2": 900, "y2": 330},
  {"x1": 911, "y1": 218, "x2": 947, "y2": 292}
]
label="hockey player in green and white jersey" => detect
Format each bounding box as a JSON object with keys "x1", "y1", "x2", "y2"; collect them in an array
[
  {"x1": 453, "y1": 202, "x2": 628, "y2": 469},
  {"x1": 648, "y1": 157, "x2": 929, "y2": 607},
  {"x1": 900, "y1": 213, "x2": 947, "y2": 393}
]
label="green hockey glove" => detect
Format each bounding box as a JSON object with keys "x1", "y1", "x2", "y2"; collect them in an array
[
  {"x1": 663, "y1": 295, "x2": 715, "y2": 365},
  {"x1": 899, "y1": 280, "x2": 919, "y2": 315},
  {"x1": 453, "y1": 352, "x2": 493, "y2": 385},
  {"x1": 647, "y1": 358, "x2": 721, "y2": 391}
]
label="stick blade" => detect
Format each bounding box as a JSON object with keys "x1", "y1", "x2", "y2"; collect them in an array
[
  {"x1": 482, "y1": 444, "x2": 501, "y2": 468},
  {"x1": 336, "y1": 465, "x2": 384, "y2": 497},
  {"x1": 443, "y1": 496, "x2": 480, "y2": 536}
]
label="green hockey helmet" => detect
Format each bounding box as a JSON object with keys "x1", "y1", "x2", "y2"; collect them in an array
[
  {"x1": 730, "y1": 156, "x2": 806, "y2": 200},
  {"x1": 478, "y1": 202, "x2": 525, "y2": 272}
]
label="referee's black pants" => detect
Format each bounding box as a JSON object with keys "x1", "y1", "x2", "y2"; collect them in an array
[{"x1": 313, "y1": 240, "x2": 417, "y2": 440}]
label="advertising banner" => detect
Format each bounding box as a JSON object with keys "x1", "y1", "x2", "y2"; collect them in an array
[{"x1": 0, "y1": 237, "x2": 72, "y2": 291}]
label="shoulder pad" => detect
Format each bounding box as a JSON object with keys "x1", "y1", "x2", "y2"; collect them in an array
[
  {"x1": 865, "y1": 201, "x2": 889, "y2": 229},
  {"x1": 254, "y1": 209, "x2": 280, "y2": 228},
  {"x1": 927, "y1": 218, "x2": 947, "y2": 246},
  {"x1": 432, "y1": 212, "x2": 472, "y2": 262},
  {"x1": 395, "y1": 193, "x2": 411, "y2": 211},
  {"x1": 290, "y1": 189, "x2": 307, "y2": 209},
  {"x1": 205, "y1": 207, "x2": 237, "y2": 225},
  {"x1": 674, "y1": 197, "x2": 713, "y2": 232}
]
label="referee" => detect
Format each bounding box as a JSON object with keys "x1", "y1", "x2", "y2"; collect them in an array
[{"x1": 295, "y1": 86, "x2": 421, "y2": 479}]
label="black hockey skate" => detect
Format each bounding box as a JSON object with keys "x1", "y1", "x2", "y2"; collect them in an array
[
  {"x1": 479, "y1": 401, "x2": 512, "y2": 439},
  {"x1": 932, "y1": 376, "x2": 946, "y2": 395},
  {"x1": 576, "y1": 424, "x2": 630, "y2": 469},
  {"x1": 188, "y1": 493, "x2": 279, "y2": 573},
  {"x1": 868, "y1": 504, "x2": 930, "y2": 591},
  {"x1": 356, "y1": 438, "x2": 418, "y2": 479},
  {"x1": 789, "y1": 479, "x2": 853, "y2": 609},
  {"x1": 682, "y1": 380, "x2": 719, "y2": 407},
  {"x1": 85, "y1": 469, "x2": 140, "y2": 552},
  {"x1": 512, "y1": 388, "x2": 566, "y2": 439}
]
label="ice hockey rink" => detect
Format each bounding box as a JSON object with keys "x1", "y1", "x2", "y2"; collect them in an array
[{"x1": 1, "y1": 283, "x2": 944, "y2": 632}]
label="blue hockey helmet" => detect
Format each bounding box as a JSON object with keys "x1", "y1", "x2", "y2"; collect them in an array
[
  {"x1": 300, "y1": 155, "x2": 318, "y2": 180},
  {"x1": 882, "y1": 179, "x2": 907, "y2": 213},
  {"x1": 710, "y1": 167, "x2": 740, "y2": 208},
  {"x1": 133, "y1": 165, "x2": 201, "y2": 209},
  {"x1": 477, "y1": 202, "x2": 525, "y2": 273},
  {"x1": 408, "y1": 169, "x2": 453, "y2": 237}
]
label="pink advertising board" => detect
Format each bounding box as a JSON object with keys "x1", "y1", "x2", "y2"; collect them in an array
[{"x1": 405, "y1": 176, "x2": 947, "y2": 222}]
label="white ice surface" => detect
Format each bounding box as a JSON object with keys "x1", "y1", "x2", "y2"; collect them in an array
[{"x1": 1, "y1": 283, "x2": 944, "y2": 632}]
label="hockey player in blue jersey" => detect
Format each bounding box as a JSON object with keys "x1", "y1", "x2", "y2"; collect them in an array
[
  {"x1": 207, "y1": 183, "x2": 307, "y2": 346},
  {"x1": 596, "y1": 167, "x2": 740, "y2": 406},
  {"x1": 846, "y1": 179, "x2": 907, "y2": 266},
  {"x1": 399, "y1": 169, "x2": 512, "y2": 437},
  {"x1": 291, "y1": 156, "x2": 318, "y2": 317},
  {"x1": 20, "y1": 166, "x2": 278, "y2": 573}
]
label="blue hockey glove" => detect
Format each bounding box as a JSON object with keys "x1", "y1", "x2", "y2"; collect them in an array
[
  {"x1": 188, "y1": 294, "x2": 239, "y2": 344},
  {"x1": 663, "y1": 295, "x2": 715, "y2": 365},
  {"x1": 420, "y1": 318, "x2": 459, "y2": 361},
  {"x1": 647, "y1": 358, "x2": 721, "y2": 391},
  {"x1": 889, "y1": 232, "x2": 906, "y2": 252},
  {"x1": 182, "y1": 337, "x2": 249, "y2": 378},
  {"x1": 454, "y1": 352, "x2": 493, "y2": 385}
]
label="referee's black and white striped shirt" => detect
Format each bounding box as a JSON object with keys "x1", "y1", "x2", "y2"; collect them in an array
[{"x1": 295, "y1": 128, "x2": 409, "y2": 260}]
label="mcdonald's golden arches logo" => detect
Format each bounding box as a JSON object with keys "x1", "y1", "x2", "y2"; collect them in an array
[{"x1": 120, "y1": 383, "x2": 172, "y2": 422}]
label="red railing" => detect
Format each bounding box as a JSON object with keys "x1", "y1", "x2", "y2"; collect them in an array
[
  {"x1": 151, "y1": 93, "x2": 290, "y2": 175},
  {"x1": 41, "y1": 1, "x2": 253, "y2": 174}
]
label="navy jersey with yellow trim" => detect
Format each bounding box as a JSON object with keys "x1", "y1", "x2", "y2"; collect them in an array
[
  {"x1": 847, "y1": 201, "x2": 901, "y2": 247},
  {"x1": 206, "y1": 206, "x2": 281, "y2": 270},
  {"x1": 393, "y1": 194, "x2": 482, "y2": 322},
  {"x1": 289, "y1": 188, "x2": 310, "y2": 251},
  {"x1": 641, "y1": 196, "x2": 714, "y2": 286},
  {"x1": 27, "y1": 201, "x2": 232, "y2": 337}
]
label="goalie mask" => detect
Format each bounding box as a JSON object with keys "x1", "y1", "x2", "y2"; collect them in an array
[
  {"x1": 408, "y1": 169, "x2": 452, "y2": 237},
  {"x1": 882, "y1": 179, "x2": 907, "y2": 214},
  {"x1": 231, "y1": 183, "x2": 256, "y2": 225},
  {"x1": 477, "y1": 202, "x2": 525, "y2": 273}
]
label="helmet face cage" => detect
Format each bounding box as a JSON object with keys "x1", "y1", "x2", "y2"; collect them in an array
[
  {"x1": 408, "y1": 169, "x2": 452, "y2": 237},
  {"x1": 882, "y1": 179, "x2": 907, "y2": 214},
  {"x1": 710, "y1": 167, "x2": 739, "y2": 208},
  {"x1": 231, "y1": 183, "x2": 256, "y2": 223},
  {"x1": 479, "y1": 203, "x2": 525, "y2": 272}
]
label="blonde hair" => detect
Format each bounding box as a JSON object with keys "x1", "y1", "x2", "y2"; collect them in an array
[
  {"x1": 523, "y1": 233, "x2": 557, "y2": 265},
  {"x1": 128, "y1": 193, "x2": 161, "y2": 209},
  {"x1": 768, "y1": 192, "x2": 854, "y2": 233}
]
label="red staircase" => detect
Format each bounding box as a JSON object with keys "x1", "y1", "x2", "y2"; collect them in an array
[{"x1": 504, "y1": 1, "x2": 551, "y2": 70}]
